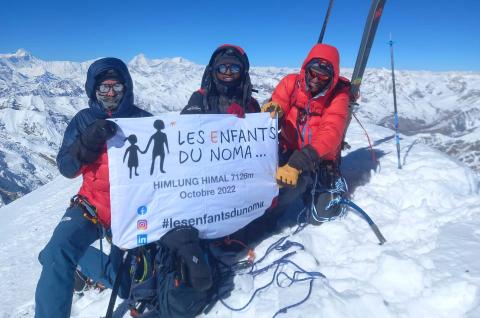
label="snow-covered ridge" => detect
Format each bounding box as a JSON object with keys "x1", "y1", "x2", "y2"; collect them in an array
[
  {"x1": 1, "y1": 122, "x2": 479, "y2": 317},
  {"x1": 1, "y1": 49, "x2": 479, "y2": 206},
  {"x1": 0, "y1": 49, "x2": 31, "y2": 58}
]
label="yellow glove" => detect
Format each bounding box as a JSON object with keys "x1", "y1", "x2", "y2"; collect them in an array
[
  {"x1": 261, "y1": 101, "x2": 284, "y2": 119},
  {"x1": 275, "y1": 164, "x2": 301, "y2": 187}
]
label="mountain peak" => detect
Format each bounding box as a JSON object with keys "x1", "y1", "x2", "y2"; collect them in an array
[
  {"x1": 0, "y1": 48, "x2": 33, "y2": 60},
  {"x1": 130, "y1": 53, "x2": 150, "y2": 66},
  {"x1": 170, "y1": 57, "x2": 185, "y2": 63},
  {"x1": 15, "y1": 49, "x2": 31, "y2": 57}
]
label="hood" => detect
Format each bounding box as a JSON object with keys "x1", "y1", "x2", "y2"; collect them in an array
[
  {"x1": 85, "y1": 57, "x2": 135, "y2": 118},
  {"x1": 300, "y1": 44, "x2": 340, "y2": 98},
  {"x1": 199, "y1": 44, "x2": 253, "y2": 110},
  {"x1": 201, "y1": 44, "x2": 250, "y2": 88}
]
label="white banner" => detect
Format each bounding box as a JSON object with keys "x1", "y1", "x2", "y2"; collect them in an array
[{"x1": 107, "y1": 113, "x2": 278, "y2": 249}]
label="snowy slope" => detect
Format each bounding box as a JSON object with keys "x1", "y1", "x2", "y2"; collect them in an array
[
  {"x1": 1, "y1": 122, "x2": 479, "y2": 318},
  {"x1": 1, "y1": 49, "x2": 480, "y2": 207},
  {"x1": 357, "y1": 69, "x2": 480, "y2": 172}
]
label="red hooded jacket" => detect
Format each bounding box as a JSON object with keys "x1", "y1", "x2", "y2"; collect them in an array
[{"x1": 271, "y1": 44, "x2": 350, "y2": 161}]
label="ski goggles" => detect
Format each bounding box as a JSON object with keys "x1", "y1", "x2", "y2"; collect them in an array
[
  {"x1": 216, "y1": 63, "x2": 242, "y2": 75},
  {"x1": 97, "y1": 83, "x2": 124, "y2": 94},
  {"x1": 307, "y1": 67, "x2": 331, "y2": 81}
]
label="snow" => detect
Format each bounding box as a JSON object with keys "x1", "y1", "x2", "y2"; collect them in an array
[
  {"x1": 2, "y1": 49, "x2": 480, "y2": 208},
  {"x1": 1, "y1": 121, "x2": 479, "y2": 318}
]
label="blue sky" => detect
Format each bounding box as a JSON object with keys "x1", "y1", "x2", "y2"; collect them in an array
[{"x1": 1, "y1": 0, "x2": 479, "y2": 71}]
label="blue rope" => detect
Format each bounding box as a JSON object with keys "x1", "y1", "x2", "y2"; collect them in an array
[
  {"x1": 250, "y1": 252, "x2": 297, "y2": 277},
  {"x1": 309, "y1": 176, "x2": 349, "y2": 223},
  {"x1": 217, "y1": 235, "x2": 326, "y2": 317},
  {"x1": 272, "y1": 257, "x2": 325, "y2": 317},
  {"x1": 254, "y1": 236, "x2": 290, "y2": 264},
  {"x1": 307, "y1": 180, "x2": 386, "y2": 244},
  {"x1": 275, "y1": 260, "x2": 325, "y2": 287},
  {"x1": 219, "y1": 257, "x2": 283, "y2": 311},
  {"x1": 293, "y1": 207, "x2": 309, "y2": 235},
  {"x1": 216, "y1": 172, "x2": 385, "y2": 316},
  {"x1": 272, "y1": 280, "x2": 314, "y2": 318},
  {"x1": 216, "y1": 236, "x2": 295, "y2": 276}
]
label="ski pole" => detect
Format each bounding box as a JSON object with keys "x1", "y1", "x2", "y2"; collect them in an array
[{"x1": 389, "y1": 34, "x2": 401, "y2": 169}]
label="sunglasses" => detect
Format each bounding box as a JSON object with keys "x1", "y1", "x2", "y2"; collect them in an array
[
  {"x1": 216, "y1": 64, "x2": 242, "y2": 75},
  {"x1": 97, "y1": 83, "x2": 124, "y2": 94},
  {"x1": 307, "y1": 67, "x2": 331, "y2": 81}
]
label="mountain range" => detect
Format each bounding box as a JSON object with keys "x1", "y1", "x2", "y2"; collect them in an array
[{"x1": 1, "y1": 49, "x2": 479, "y2": 206}]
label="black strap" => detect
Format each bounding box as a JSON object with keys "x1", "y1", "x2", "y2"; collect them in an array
[{"x1": 105, "y1": 250, "x2": 132, "y2": 318}]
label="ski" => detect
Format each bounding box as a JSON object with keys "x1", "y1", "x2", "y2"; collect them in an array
[
  {"x1": 338, "y1": 0, "x2": 388, "y2": 245},
  {"x1": 350, "y1": 0, "x2": 387, "y2": 101},
  {"x1": 341, "y1": 0, "x2": 386, "y2": 150}
]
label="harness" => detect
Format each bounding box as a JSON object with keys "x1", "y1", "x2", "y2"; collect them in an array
[
  {"x1": 70, "y1": 194, "x2": 113, "y2": 284},
  {"x1": 70, "y1": 194, "x2": 112, "y2": 240},
  {"x1": 71, "y1": 194, "x2": 99, "y2": 224}
]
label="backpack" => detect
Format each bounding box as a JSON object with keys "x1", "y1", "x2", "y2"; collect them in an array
[{"x1": 111, "y1": 226, "x2": 220, "y2": 318}]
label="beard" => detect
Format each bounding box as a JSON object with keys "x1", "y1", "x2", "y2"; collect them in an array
[{"x1": 306, "y1": 75, "x2": 332, "y2": 97}]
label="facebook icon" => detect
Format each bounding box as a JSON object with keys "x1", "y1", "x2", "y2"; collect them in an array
[
  {"x1": 137, "y1": 234, "x2": 148, "y2": 246},
  {"x1": 137, "y1": 206, "x2": 147, "y2": 216}
]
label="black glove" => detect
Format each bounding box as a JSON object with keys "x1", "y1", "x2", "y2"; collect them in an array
[
  {"x1": 70, "y1": 120, "x2": 117, "y2": 164},
  {"x1": 161, "y1": 226, "x2": 213, "y2": 291},
  {"x1": 288, "y1": 145, "x2": 321, "y2": 172}
]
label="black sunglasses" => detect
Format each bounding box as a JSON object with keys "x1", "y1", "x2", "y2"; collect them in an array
[
  {"x1": 216, "y1": 64, "x2": 242, "y2": 75},
  {"x1": 97, "y1": 83, "x2": 124, "y2": 94}
]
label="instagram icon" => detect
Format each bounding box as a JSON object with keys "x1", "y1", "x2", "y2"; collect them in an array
[{"x1": 137, "y1": 219, "x2": 148, "y2": 230}]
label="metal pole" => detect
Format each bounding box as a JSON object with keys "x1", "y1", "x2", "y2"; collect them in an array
[
  {"x1": 389, "y1": 34, "x2": 402, "y2": 169},
  {"x1": 318, "y1": 0, "x2": 335, "y2": 43}
]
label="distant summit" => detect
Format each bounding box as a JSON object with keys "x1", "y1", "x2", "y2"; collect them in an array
[
  {"x1": 15, "y1": 48, "x2": 31, "y2": 57},
  {"x1": 0, "y1": 48, "x2": 32, "y2": 59},
  {"x1": 129, "y1": 53, "x2": 150, "y2": 66}
]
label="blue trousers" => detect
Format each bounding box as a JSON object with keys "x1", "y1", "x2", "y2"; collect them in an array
[{"x1": 35, "y1": 206, "x2": 130, "y2": 318}]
